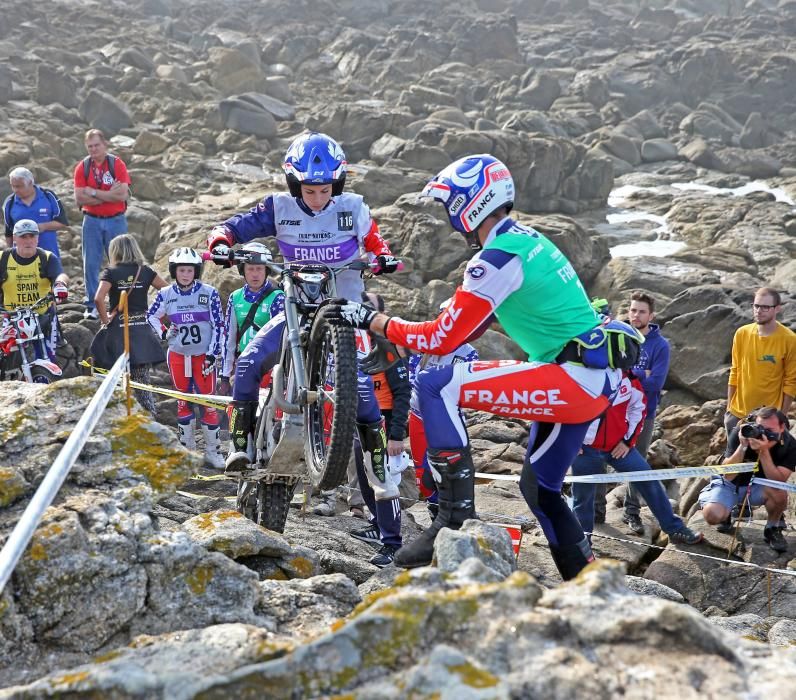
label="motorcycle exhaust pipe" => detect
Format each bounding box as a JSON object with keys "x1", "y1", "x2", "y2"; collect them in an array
[{"x1": 272, "y1": 364, "x2": 303, "y2": 414}]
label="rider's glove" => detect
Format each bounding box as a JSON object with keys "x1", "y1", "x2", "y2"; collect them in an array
[
  {"x1": 162, "y1": 325, "x2": 178, "y2": 342},
  {"x1": 53, "y1": 281, "x2": 68, "y2": 303},
  {"x1": 373, "y1": 255, "x2": 400, "y2": 275},
  {"x1": 326, "y1": 298, "x2": 378, "y2": 330},
  {"x1": 202, "y1": 355, "x2": 217, "y2": 376},
  {"x1": 361, "y1": 334, "x2": 404, "y2": 375}
]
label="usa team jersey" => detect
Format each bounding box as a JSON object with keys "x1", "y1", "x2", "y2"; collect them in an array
[
  {"x1": 147, "y1": 281, "x2": 224, "y2": 358},
  {"x1": 216, "y1": 192, "x2": 392, "y2": 301}
]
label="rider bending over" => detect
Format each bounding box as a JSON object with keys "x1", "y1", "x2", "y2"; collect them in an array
[{"x1": 328, "y1": 154, "x2": 643, "y2": 578}]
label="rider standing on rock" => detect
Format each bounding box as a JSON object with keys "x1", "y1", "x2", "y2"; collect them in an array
[
  {"x1": 327, "y1": 154, "x2": 643, "y2": 579},
  {"x1": 206, "y1": 132, "x2": 402, "y2": 527},
  {"x1": 147, "y1": 247, "x2": 225, "y2": 468}
]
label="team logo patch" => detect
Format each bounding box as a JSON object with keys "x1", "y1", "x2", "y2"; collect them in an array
[
  {"x1": 337, "y1": 211, "x2": 353, "y2": 231},
  {"x1": 199, "y1": 294, "x2": 209, "y2": 305},
  {"x1": 467, "y1": 264, "x2": 486, "y2": 279},
  {"x1": 449, "y1": 194, "x2": 466, "y2": 216}
]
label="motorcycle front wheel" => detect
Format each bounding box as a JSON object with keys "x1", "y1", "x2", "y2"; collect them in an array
[
  {"x1": 304, "y1": 305, "x2": 358, "y2": 490},
  {"x1": 31, "y1": 365, "x2": 58, "y2": 384}
]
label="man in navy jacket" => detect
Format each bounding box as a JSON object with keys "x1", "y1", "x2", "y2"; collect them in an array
[{"x1": 622, "y1": 291, "x2": 671, "y2": 534}]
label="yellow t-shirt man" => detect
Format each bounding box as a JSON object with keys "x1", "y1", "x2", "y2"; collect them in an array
[{"x1": 728, "y1": 321, "x2": 796, "y2": 418}]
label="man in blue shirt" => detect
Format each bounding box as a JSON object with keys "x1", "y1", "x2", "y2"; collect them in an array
[{"x1": 3, "y1": 167, "x2": 69, "y2": 258}]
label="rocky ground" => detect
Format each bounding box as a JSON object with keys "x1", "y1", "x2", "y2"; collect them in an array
[{"x1": 2, "y1": 0, "x2": 796, "y2": 696}]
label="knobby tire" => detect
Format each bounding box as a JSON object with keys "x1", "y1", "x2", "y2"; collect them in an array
[{"x1": 305, "y1": 305, "x2": 358, "y2": 490}]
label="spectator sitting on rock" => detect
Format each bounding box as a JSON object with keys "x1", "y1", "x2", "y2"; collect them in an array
[
  {"x1": 3, "y1": 167, "x2": 69, "y2": 257},
  {"x1": 73, "y1": 129, "x2": 131, "y2": 319},
  {"x1": 570, "y1": 370, "x2": 703, "y2": 547},
  {"x1": 699, "y1": 407, "x2": 795, "y2": 553},
  {"x1": 725, "y1": 287, "x2": 796, "y2": 438}
]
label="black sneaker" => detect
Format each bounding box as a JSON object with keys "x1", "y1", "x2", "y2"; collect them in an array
[
  {"x1": 764, "y1": 526, "x2": 788, "y2": 553},
  {"x1": 370, "y1": 544, "x2": 399, "y2": 568},
  {"x1": 622, "y1": 512, "x2": 644, "y2": 535},
  {"x1": 350, "y1": 524, "x2": 381, "y2": 546},
  {"x1": 669, "y1": 526, "x2": 704, "y2": 546},
  {"x1": 716, "y1": 516, "x2": 734, "y2": 534}
]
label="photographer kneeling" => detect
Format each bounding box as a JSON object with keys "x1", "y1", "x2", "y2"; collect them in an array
[{"x1": 699, "y1": 407, "x2": 795, "y2": 552}]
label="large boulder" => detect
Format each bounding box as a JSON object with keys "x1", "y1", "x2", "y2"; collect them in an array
[
  {"x1": 665, "y1": 304, "x2": 747, "y2": 400},
  {"x1": 218, "y1": 96, "x2": 278, "y2": 139},
  {"x1": 78, "y1": 90, "x2": 134, "y2": 135},
  {"x1": 35, "y1": 65, "x2": 79, "y2": 108}
]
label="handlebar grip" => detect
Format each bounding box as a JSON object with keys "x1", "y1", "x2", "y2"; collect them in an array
[{"x1": 201, "y1": 251, "x2": 213, "y2": 261}]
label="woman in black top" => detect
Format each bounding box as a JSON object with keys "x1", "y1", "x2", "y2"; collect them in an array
[{"x1": 94, "y1": 233, "x2": 167, "y2": 415}]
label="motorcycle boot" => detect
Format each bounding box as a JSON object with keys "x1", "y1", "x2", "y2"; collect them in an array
[
  {"x1": 549, "y1": 537, "x2": 595, "y2": 581},
  {"x1": 202, "y1": 423, "x2": 226, "y2": 470},
  {"x1": 225, "y1": 400, "x2": 257, "y2": 474},
  {"x1": 394, "y1": 445, "x2": 476, "y2": 569},
  {"x1": 177, "y1": 419, "x2": 196, "y2": 450}
]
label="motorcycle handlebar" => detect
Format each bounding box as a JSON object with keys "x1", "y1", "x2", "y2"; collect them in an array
[{"x1": 202, "y1": 250, "x2": 403, "y2": 274}]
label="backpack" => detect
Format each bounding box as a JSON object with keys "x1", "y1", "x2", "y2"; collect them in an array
[
  {"x1": 0, "y1": 248, "x2": 50, "y2": 285},
  {"x1": 3, "y1": 189, "x2": 63, "y2": 235},
  {"x1": 82, "y1": 155, "x2": 130, "y2": 209}
]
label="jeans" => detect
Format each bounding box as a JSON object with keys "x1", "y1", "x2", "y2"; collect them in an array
[
  {"x1": 624, "y1": 417, "x2": 655, "y2": 516},
  {"x1": 82, "y1": 214, "x2": 127, "y2": 311},
  {"x1": 571, "y1": 445, "x2": 683, "y2": 536}
]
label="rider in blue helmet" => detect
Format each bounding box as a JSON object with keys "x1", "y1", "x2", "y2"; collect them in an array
[{"x1": 206, "y1": 132, "x2": 404, "y2": 566}]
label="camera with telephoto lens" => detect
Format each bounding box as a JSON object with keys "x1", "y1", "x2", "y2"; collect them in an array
[{"x1": 739, "y1": 422, "x2": 779, "y2": 442}]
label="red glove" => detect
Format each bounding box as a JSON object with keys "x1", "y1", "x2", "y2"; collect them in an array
[{"x1": 53, "y1": 281, "x2": 68, "y2": 303}]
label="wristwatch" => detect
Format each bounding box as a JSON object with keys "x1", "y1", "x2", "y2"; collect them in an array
[{"x1": 91, "y1": 188, "x2": 97, "y2": 197}]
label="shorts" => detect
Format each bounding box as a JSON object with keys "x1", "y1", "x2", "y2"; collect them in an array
[{"x1": 698, "y1": 476, "x2": 766, "y2": 511}]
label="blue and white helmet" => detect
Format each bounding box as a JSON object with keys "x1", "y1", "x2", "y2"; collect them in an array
[
  {"x1": 283, "y1": 132, "x2": 347, "y2": 198},
  {"x1": 420, "y1": 154, "x2": 515, "y2": 247}
]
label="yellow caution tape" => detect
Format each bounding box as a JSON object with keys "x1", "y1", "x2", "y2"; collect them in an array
[{"x1": 80, "y1": 360, "x2": 231, "y2": 409}]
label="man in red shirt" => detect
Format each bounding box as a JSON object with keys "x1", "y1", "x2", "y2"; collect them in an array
[{"x1": 73, "y1": 129, "x2": 131, "y2": 318}]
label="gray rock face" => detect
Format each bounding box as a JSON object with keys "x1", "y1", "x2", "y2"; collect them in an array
[
  {"x1": 434, "y1": 520, "x2": 517, "y2": 579},
  {"x1": 9, "y1": 561, "x2": 796, "y2": 699},
  {"x1": 218, "y1": 96, "x2": 278, "y2": 139},
  {"x1": 35, "y1": 65, "x2": 79, "y2": 108},
  {"x1": 79, "y1": 89, "x2": 134, "y2": 135}
]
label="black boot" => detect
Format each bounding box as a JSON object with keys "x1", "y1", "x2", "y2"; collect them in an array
[
  {"x1": 225, "y1": 400, "x2": 257, "y2": 474},
  {"x1": 549, "y1": 537, "x2": 595, "y2": 581},
  {"x1": 394, "y1": 446, "x2": 475, "y2": 569}
]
